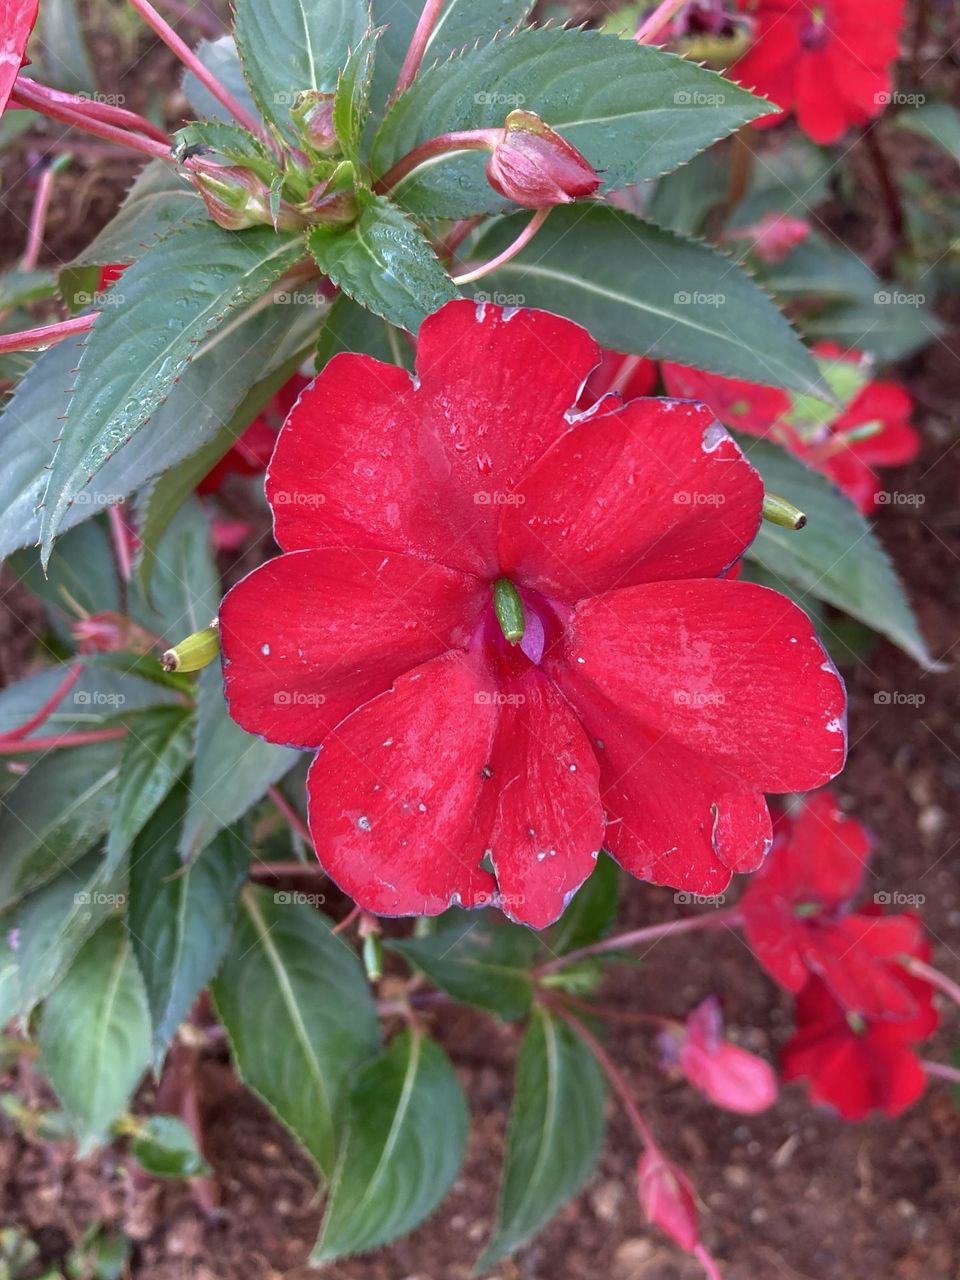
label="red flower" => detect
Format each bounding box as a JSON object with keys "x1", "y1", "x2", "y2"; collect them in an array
[
  {"x1": 198, "y1": 373, "x2": 309, "y2": 495},
  {"x1": 732, "y1": 0, "x2": 905, "y2": 144},
  {"x1": 740, "y1": 791, "x2": 925, "y2": 1018},
  {"x1": 723, "y1": 211, "x2": 811, "y2": 263},
  {"x1": 782, "y1": 965, "x2": 937, "y2": 1121},
  {"x1": 660, "y1": 996, "x2": 778, "y2": 1113},
  {"x1": 0, "y1": 0, "x2": 39, "y2": 117},
  {"x1": 661, "y1": 362, "x2": 791, "y2": 436},
  {"x1": 219, "y1": 301, "x2": 845, "y2": 928}
]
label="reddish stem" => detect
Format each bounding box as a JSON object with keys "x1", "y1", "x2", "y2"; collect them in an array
[
  {"x1": 374, "y1": 129, "x2": 500, "y2": 195},
  {"x1": 0, "y1": 727, "x2": 128, "y2": 756},
  {"x1": 437, "y1": 216, "x2": 483, "y2": 263},
  {"x1": 11, "y1": 80, "x2": 171, "y2": 160},
  {"x1": 108, "y1": 505, "x2": 134, "y2": 583},
  {"x1": 267, "y1": 784, "x2": 314, "y2": 847},
  {"x1": 923, "y1": 1059, "x2": 960, "y2": 1087},
  {"x1": 1, "y1": 663, "x2": 82, "y2": 742},
  {"x1": 392, "y1": 0, "x2": 447, "y2": 100},
  {"x1": 13, "y1": 76, "x2": 171, "y2": 146},
  {"x1": 332, "y1": 903, "x2": 362, "y2": 935},
  {"x1": 0, "y1": 313, "x2": 96, "y2": 355},
  {"x1": 634, "y1": 0, "x2": 688, "y2": 43},
  {"x1": 453, "y1": 207, "x2": 549, "y2": 285},
  {"x1": 21, "y1": 161, "x2": 62, "y2": 270},
  {"x1": 900, "y1": 955, "x2": 960, "y2": 1010},
  {"x1": 249, "y1": 860, "x2": 324, "y2": 879},
  {"x1": 536, "y1": 908, "x2": 741, "y2": 977},
  {"x1": 553, "y1": 1004, "x2": 657, "y2": 1149},
  {"x1": 126, "y1": 0, "x2": 265, "y2": 138}
]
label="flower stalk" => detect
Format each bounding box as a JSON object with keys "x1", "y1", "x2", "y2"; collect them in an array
[{"x1": 392, "y1": 0, "x2": 447, "y2": 100}]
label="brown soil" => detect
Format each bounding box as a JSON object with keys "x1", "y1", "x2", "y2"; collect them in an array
[{"x1": 2, "y1": 12, "x2": 959, "y2": 1280}]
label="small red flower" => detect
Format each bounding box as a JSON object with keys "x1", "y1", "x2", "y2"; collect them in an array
[
  {"x1": 660, "y1": 362, "x2": 791, "y2": 436},
  {"x1": 782, "y1": 965, "x2": 937, "y2": 1121},
  {"x1": 219, "y1": 301, "x2": 845, "y2": 928},
  {"x1": 660, "y1": 996, "x2": 778, "y2": 1113},
  {"x1": 740, "y1": 791, "x2": 925, "y2": 1018},
  {"x1": 732, "y1": 0, "x2": 905, "y2": 144}
]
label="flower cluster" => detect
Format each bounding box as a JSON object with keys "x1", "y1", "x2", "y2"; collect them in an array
[
  {"x1": 220, "y1": 300, "x2": 846, "y2": 929},
  {"x1": 739, "y1": 791, "x2": 938, "y2": 1119}
]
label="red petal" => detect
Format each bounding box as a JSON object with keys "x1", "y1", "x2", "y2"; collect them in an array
[
  {"x1": 307, "y1": 651, "x2": 498, "y2": 917},
  {"x1": 498, "y1": 400, "x2": 762, "y2": 601},
  {"x1": 477, "y1": 670, "x2": 605, "y2": 928},
  {"x1": 0, "y1": 0, "x2": 38, "y2": 117},
  {"x1": 660, "y1": 363, "x2": 790, "y2": 437},
  {"x1": 806, "y1": 914, "x2": 927, "y2": 1020},
  {"x1": 220, "y1": 549, "x2": 485, "y2": 748},
  {"x1": 267, "y1": 300, "x2": 599, "y2": 576},
  {"x1": 565, "y1": 579, "x2": 847, "y2": 792}
]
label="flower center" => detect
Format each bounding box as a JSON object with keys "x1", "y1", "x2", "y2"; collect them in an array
[
  {"x1": 799, "y1": 6, "x2": 829, "y2": 49},
  {"x1": 493, "y1": 577, "x2": 525, "y2": 645}
]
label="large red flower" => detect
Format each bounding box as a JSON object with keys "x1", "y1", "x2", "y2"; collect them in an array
[
  {"x1": 740, "y1": 791, "x2": 925, "y2": 1017},
  {"x1": 732, "y1": 0, "x2": 905, "y2": 145},
  {"x1": 219, "y1": 301, "x2": 846, "y2": 928},
  {"x1": 782, "y1": 964, "x2": 937, "y2": 1121}
]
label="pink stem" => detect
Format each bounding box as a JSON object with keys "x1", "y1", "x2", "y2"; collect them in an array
[
  {"x1": 0, "y1": 727, "x2": 128, "y2": 756},
  {"x1": 374, "y1": 129, "x2": 500, "y2": 195},
  {"x1": 453, "y1": 207, "x2": 549, "y2": 285},
  {"x1": 901, "y1": 956, "x2": 960, "y2": 1010},
  {"x1": 923, "y1": 1059, "x2": 960, "y2": 1086},
  {"x1": 0, "y1": 313, "x2": 96, "y2": 355},
  {"x1": 248, "y1": 860, "x2": 325, "y2": 879},
  {"x1": 14, "y1": 77, "x2": 171, "y2": 146},
  {"x1": 108, "y1": 505, "x2": 133, "y2": 583},
  {"x1": 392, "y1": 0, "x2": 446, "y2": 100},
  {"x1": 554, "y1": 1005, "x2": 657, "y2": 1148},
  {"x1": 126, "y1": 0, "x2": 265, "y2": 138},
  {"x1": 11, "y1": 81, "x2": 171, "y2": 160},
  {"x1": 21, "y1": 163, "x2": 60, "y2": 271},
  {"x1": 634, "y1": 0, "x2": 688, "y2": 43},
  {"x1": 267, "y1": 784, "x2": 315, "y2": 848},
  {"x1": 1, "y1": 663, "x2": 83, "y2": 742},
  {"x1": 332, "y1": 903, "x2": 362, "y2": 935},
  {"x1": 693, "y1": 1245, "x2": 725, "y2": 1280},
  {"x1": 536, "y1": 908, "x2": 741, "y2": 977}
]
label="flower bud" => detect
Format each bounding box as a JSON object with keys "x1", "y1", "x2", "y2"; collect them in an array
[
  {"x1": 637, "y1": 1150, "x2": 700, "y2": 1252},
  {"x1": 186, "y1": 158, "x2": 274, "y2": 231},
  {"x1": 725, "y1": 211, "x2": 810, "y2": 264},
  {"x1": 162, "y1": 621, "x2": 220, "y2": 674},
  {"x1": 303, "y1": 161, "x2": 360, "y2": 227},
  {"x1": 486, "y1": 110, "x2": 601, "y2": 208},
  {"x1": 660, "y1": 996, "x2": 779, "y2": 1114},
  {"x1": 291, "y1": 90, "x2": 339, "y2": 156}
]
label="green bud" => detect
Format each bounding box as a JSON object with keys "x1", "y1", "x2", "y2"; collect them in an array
[
  {"x1": 762, "y1": 492, "x2": 807, "y2": 531},
  {"x1": 161, "y1": 621, "x2": 220, "y2": 674},
  {"x1": 493, "y1": 577, "x2": 525, "y2": 645}
]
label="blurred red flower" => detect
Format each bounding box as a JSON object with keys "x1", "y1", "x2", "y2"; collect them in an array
[{"x1": 660, "y1": 995, "x2": 778, "y2": 1113}]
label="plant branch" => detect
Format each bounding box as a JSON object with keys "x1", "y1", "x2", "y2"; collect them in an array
[
  {"x1": 11, "y1": 80, "x2": 172, "y2": 159},
  {"x1": 900, "y1": 955, "x2": 960, "y2": 1010},
  {"x1": 392, "y1": 0, "x2": 446, "y2": 101},
  {"x1": 923, "y1": 1059, "x2": 960, "y2": 1086},
  {"x1": 0, "y1": 727, "x2": 128, "y2": 756},
  {"x1": 373, "y1": 129, "x2": 500, "y2": 196},
  {"x1": 536, "y1": 908, "x2": 741, "y2": 977},
  {"x1": 21, "y1": 156, "x2": 70, "y2": 270},
  {"x1": 553, "y1": 1003, "x2": 656, "y2": 1148},
  {"x1": 453, "y1": 207, "x2": 549, "y2": 285},
  {"x1": 267, "y1": 783, "x2": 314, "y2": 848},
  {"x1": 634, "y1": 0, "x2": 687, "y2": 43},
  {"x1": 0, "y1": 313, "x2": 96, "y2": 355},
  {"x1": 1, "y1": 662, "x2": 82, "y2": 742}
]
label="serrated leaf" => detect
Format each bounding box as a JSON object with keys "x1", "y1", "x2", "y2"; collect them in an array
[
  {"x1": 10, "y1": 517, "x2": 120, "y2": 627},
  {"x1": 212, "y1": 885, "x2": 380, "y2": 1174},
  {"x1": 234, "y1": 0, "x2": 370, "y2": 138},
  {"x1": 0, "y1": 268, "x2": 58, "y2": 309},
  {"x1": 387, "y1": 911, "x2": 540, "y2": 1021},
  {"x1": 0, "y1": 660, "x2": 178, "y2": 740},
  {"x1": 173, "y1": 121, "x2": 275, "y2": 180},
  {"x1": 307, "y1": 195, "x2": 458, "y2": 333},
  {"x1": 547, "y1": 853, "x2": 618, "y2": 956},
  {"x1": 40, "y1": 224, "x2": 305, "y2": 562},
  {"x1": 106, "y1": 707, "x2": 195, "y2": 872},
  {"x1": 333, "y1": 28, "x2": 380, "y2": 162},
  {"x1": 131, "y1": 1114, "x2": 211, "y2": 1178},
  {"x1": 896, "y1": 102, "x2": 960, "y2": 166},
  {"x1": 181, "y1": 665, "x2": 300, "y2": 861},
  {"x1": 0, "y1": 741, "x2": 123, "y2": 911},
  {"x1": 16, "y1": 848, "x2": 127, "y2": 1016},
  {"x1": 478, "y1": 1006, "x2": 605, "y2": 1267},
  {"x1": 737, "y1": 434, "x2": 934, "y2": 666},
  {"x1": 128, "y1": 785, "x2": 249, "y2": 1068},
  {"x1": 312, "y1": 1028, "x2": 468, "y2": 1263},
  {"x1": 38, "y1": 919, "x2": 151, "y2": 1155},
  {"x1": 182, "y1": 35, "x2": 259, "y2": 124},
  {"x1": 801, "y1": 297, "x2": 939, "y2": 363},
  {"x1": 372, "y1": 28, "x2": 773, "y2": 219},
  {"x1": 475, "y1": 204, "x2": 825, "y2": 395}
]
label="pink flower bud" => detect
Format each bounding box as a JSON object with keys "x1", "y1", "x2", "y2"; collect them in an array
[
  {"x1": 637, "y1": 1150, "x2": 700, "y2": 1252},
  {"x1": 726, "y1": 212, "x2": 810, "y2": 264},
  {"x1": 486, "y1": 110, "x2": 601, "y2": 208},
  {"x1": 72, "y1": 612, "x2": 156, "y2": 656},
  {"x1": 291, "y1": 90, "x2": 338, "y2": 155},
  {"x1": 185, "y1": 158, "x2": 306, "y2": 232},
  {"x1": 661, "y1": 996, "x2": 778, "y2": 1115}
]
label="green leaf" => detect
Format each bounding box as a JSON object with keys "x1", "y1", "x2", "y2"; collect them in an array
[
  {"x1": 131, "y1": 1115, "x2": 211, "y2": 1179},
  {"x1": 333, "y1": 28, "x2": 380, "y2": 162},
  {"x1": 16, "y1": 848, "x2": 128, "y2": 1017},
  {"x1": 369, "y1": 0, "x2": 534, "y2": 118},
  {"x1": 0, "y1": 660, "x2": 179, "y2": 740},
  {"x1": 0, "y1": 269, "x2": 58, "y2": 309},
  {"x1": 478, "y1": 1006, "x2": 605, "y2": 1267},
  {"x1": 233, "y1": 0, "x2": 370, "y2": 138},
  {"x1": 128, "y1": 497, "x2": 218, "y2": 641},
  {"x1": 40, "y1": 223, "x2": 305, "y2": 562},
  {"x1": 649, "y1": 149, "x2": 726, "y2": 235},
  {"x1": 212, "y1": 885, "x2": 380, "y2": 1174},
  {"x1": 0, "y1": 741, "x2": 123, "y2": 911},
  {"x1": 372, "y1": 28, "x2": 773, "y2": 219},
  {"x1": 738, "y1": 434, "x2": 935, "y2": 666},
  {"x1": 897, "y1": 102, "x2": 960, "y2": 166},
  {"x1": 312, "y1": 1028, "x2": 467, "y2": 1263},
  {"x1": 37, "y1": 0, "x2": 95, "y2": 93},
  {"x1": 180, "y1": 665, "x2": 300, "y2": 861},
  {"x1": 316, "y1": 292, "x2": 411, "y2": 367},
  {"x1": 182, "y1": 35, "x2": 259, "y2": 125},
  {"x1": 0, "y1": 915, "x2": 19, "y2": 1027},
  {"x1": 128, "y1": 786, "x2": 249, "y2": 1068},
  {"x1": 106, "y1": 707, "x2": 195, "y2": 871},
  {"x1": 547, "y1": 853, "x2": 618, "y2": 956},
  {"x1": 308, "y1": 195, "x2": 458, "y2": 333},
  {"x1": 10, "y1": 517, "x2": 120, "y2": 626},
  {"x1": 173, "y1": 121, "x2": 275, "y2": 179},
  {"x1": 475, "y1": 204, "x2": 826, "y2": 395},
  {"x1": 387, "y1": 911, "x2": 540, "y2": 1021},
  {"x1": 38, "y1": 919, "x2": 151, "y2": 1155},
  {"x1": 800, "y1": 297, "x2": 939, "y2": 363}
]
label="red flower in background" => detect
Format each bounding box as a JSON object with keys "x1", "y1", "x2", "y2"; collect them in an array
[
  {"x1": 782, "y1": 960, "x2": 937, "y2": 1120},
  {"x1": 220, "y1": 301, "x2": 845, "y2": 928},
  {"x1": 0, "y1": 0, "x2": 39, "y2": 117},
  {"x1": 722, "y1": 211, "x2": 811, "y2": 263},
  {"x1": 659, "y1": 995, "x2": 779, "y2": 1113},
  {"x1": 660, "y1": 362, "x2": 791, "y2": 436},
  {"x1": 732, "y1": 0, "x2": 905, "y2": 144},
  {"x1": 740, "y1": 790, "x2": 926, "y2": 1018}
]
